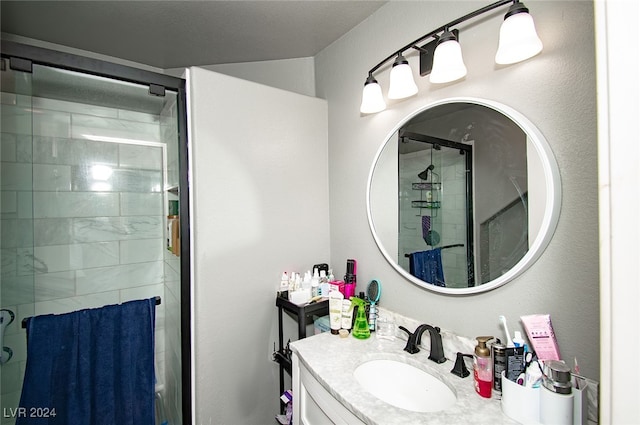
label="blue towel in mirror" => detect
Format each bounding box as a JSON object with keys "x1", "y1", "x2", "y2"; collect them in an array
[
  {"x1": 17, "y1": 298, "x2": 157, "y2": 425},
  {"x1": 408, "y1": 248, "x2": 445, "y2": 287}
]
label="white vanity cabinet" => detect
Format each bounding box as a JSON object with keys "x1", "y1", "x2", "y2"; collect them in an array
[
  {"x1": 292, "y1": 352, "x2": 365, "y2": 425},
  {"x1": 289, "y1": 331, "x2": 517, "y2": 425}
]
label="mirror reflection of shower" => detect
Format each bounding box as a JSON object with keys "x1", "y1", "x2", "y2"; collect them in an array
[{"x1": 398, "y1": 131, "x2": 474, "y2": 288}]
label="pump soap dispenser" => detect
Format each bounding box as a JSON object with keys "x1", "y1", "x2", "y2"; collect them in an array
[
  {"x1": 474, "y1": 336, "x2": 494, "y2": 398},
  {"x1": 350, "y1": 297, "x2": 370, "y2": 339}
]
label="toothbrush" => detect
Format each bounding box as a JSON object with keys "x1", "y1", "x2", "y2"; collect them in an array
[{"x1": 499, "y1": 315, "x2": 515, "y2": 347}]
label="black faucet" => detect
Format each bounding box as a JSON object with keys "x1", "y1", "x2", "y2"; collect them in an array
[{"x1": 399, "y1": 324, "x2": 447, "y2": 364}]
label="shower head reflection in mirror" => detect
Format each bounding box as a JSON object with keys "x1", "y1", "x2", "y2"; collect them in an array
[{"x1": 366, "y1": 97, "x2": 561, "y2": 295}]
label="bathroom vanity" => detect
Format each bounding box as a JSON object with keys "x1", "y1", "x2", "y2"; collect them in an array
[{"x1": 290, "y1": 331, "x2": 517, "y2": 425}]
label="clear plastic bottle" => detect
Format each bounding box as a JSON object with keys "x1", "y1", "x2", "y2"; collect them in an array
[
  {"x1": 320, "y1": 270, "x2": 331, "y2": 296},
  {"x1": 279, "y1": 272, "x2": 289, "y2": 295},
  {"x1": 473, "y1": 336, "x2": 494, "y2": 398},
  {"x1": 310, "y1": 269, "x2": 320, "y2": 297}
]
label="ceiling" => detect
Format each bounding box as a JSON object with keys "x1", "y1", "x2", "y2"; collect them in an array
[{"x1": 1, "y1": 0, "x2": 386, "y2": 69}]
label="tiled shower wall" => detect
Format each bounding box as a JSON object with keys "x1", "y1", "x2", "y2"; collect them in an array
[{"x1": 1, "y1": 91, "x2": 180, "y2": 424}]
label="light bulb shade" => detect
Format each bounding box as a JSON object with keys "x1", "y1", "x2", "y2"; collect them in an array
[
  {"x1": 360, "y1": 76, "x2": 386, "y2": 114},
  {"x1": 388, "y1": 55, "x2": 418, "y2": 99},
  {"x1": 429, "y1": 34, "x2": 467, "y2": 84},
  {"x1": 495, "y1": 7, "x2": 543, "y2": 65}
]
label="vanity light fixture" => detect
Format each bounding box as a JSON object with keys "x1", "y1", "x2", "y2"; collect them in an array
[
  {"x1": 429, "y1": 29, "x2": 467, "y2": 84},
  {"x1": 360, "y1": 74, "x2": 387, "y2": 114},
  {"x1": 388, "y1": 53, "x2": 419, "y2": 99},
  {"x1": 495, "y1": 1, "x2": 543, "y2": 64},
  {"x1": 360, "y1": 0, "x2": 543, "y2": 114}
]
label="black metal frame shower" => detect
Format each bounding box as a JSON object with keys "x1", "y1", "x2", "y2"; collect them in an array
[
  {"x1": 0, "y1": 40, "x2": 192, "y2": 424},
  {"x1": 399, "y1": 130, "x2": 475, "y2": 287}
]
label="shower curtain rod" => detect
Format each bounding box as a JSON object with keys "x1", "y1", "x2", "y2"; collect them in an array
[{"x1": 21, "y1": 296, "x2": 161, "y2": 329}]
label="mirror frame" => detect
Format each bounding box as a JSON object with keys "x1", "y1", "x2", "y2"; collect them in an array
[{"x1": 366, "y1": 97, "x2": 562, "y2": 295}]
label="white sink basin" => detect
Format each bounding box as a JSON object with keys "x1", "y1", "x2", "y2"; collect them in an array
[{"x1": 353, "y1": 359, "x2": 456, "y2": 413}]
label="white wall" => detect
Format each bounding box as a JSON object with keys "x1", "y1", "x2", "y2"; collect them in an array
[
  {"x1": 315, "y1": 0, "x2": 600, "y2": 379},
  {"x1": 167, "y1": 57, "x2": 316, "y2": 97},
  {"x1": 595, "y1": 0, "x2": 640, "y2": 422},
  {"x1": 187, "y1": 67, "x2": 329, "y2": 424}
]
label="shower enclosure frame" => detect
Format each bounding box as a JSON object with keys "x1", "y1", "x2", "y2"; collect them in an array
[
  {"x1": 399, "y1": 130, "x2": 475, "y2": 287},
  {"x1": 0, "y1": 40, "x2": 192, "y2": 424}
]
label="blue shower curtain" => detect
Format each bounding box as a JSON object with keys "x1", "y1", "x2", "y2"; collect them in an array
[
  {"x1": 409, "y1": 248, "x2": 445, "y2": 286},
  {"x1": 17, "y1": 298, "x2": 157, "y2": 425}
]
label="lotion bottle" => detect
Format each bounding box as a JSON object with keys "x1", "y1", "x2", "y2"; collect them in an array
[
  {"x1": 328, "y1": 290, "x2": 344, "y2": 335},
  {"x1": 474, "y1": 336, "x2": 494, "y2": 398}
]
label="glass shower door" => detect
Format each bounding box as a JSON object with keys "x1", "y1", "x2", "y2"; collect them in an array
[
  {"x1": 0, "y1": 60, "x2": 36, "y2": 424},
  {"x1": 1, "y1": 59, "x2": 183, "y2": 424}
]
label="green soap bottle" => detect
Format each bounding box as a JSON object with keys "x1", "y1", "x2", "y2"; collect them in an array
[{"x1": 350, "y1": 297, "x2": 370, "y2": 339}]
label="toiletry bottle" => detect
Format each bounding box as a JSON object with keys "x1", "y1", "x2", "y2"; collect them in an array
[
  {"x1": 355, "y1": 292, "x2": 370, "y2": 329},
  {"x1": 540, "y1": 360, "x2": 574, "y2": 425},
  {"x1": 288, "y1": 272, "x2": 297, "y2": 293},
  {"x1": 344, "y1": 259, "x2": 357, "y2": 298},
  {"x1": 350, "y1": 297, "x2": 370, "y2": 339},
  {"x1": 492, "y1": 339, "x2": 506, "y2": 398},
  {"x1": 302, "y1": 270, "x2": 312, "y2": 291},
  {"x1": 279, "y1": 272, "x2": 289, "y2": 297},
  {"x1": 341, "y1": 299, "x2": 354, "y2": 332},
  {"x1": 318, "y1": 270, "x2": 328, "y2": 297},
  {"x1": 473, "y1": 336, "x2": 494, "y2": 398},
  {"x1": 310, "y1": 269, "x2": 320, "y2": 297},
  {"x1": 328, "y1": 290, "x2": 344, "y2": 335}
]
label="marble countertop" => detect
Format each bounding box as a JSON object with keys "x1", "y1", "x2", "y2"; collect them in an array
[{"x1": 290, "y1": 331, "x2": 518, "y2": 425}]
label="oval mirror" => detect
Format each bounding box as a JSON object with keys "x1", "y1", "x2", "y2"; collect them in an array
[{"x1": 366, "y1": 98, "x2": 561, "y2": 294}]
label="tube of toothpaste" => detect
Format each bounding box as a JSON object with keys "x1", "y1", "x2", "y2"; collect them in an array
[{"x1": 525, "y1": 360, "x2": 543, "y2": 388}]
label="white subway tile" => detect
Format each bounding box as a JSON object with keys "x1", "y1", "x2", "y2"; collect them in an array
[
  {"x1": 76, "y1": 261, "x2": 164, "y2": 295},
  {"x1": 119, "y1": 144, "x2": 163, "y2": 170},
  {"x1": 120, "y1": 193, "x2": 162, "y2": 216},
  {"x1": 0, "y1": 104, "x2": 31, "y2": 135},
  {"x1": 71, "y1": 167, "x2": 162, "y2": 193},
  {"x1": 34, "y1": 271, "x2": 76, "y2": 302},
  {"x1": 1, "y1": 132, "x2": 17, "y2": 161},
  {"x1": 2, "y1": 332, "x2": 26, "y2": 363},
  {"x1": 0, "y1": 91, "x2": 17, "y2": 106},
  {"x1": 0, "y1": 274, "x2": 35, "y2": 306},
  {"x1": 34, "y1": 290, "x2": 120, "y2": 316},
  {"x1": 17, "y1": 192, "x2": 32, "y2": 219},
  {"x1": 34, "y1": 242, "x2": 119, "y2": 273},
  {"x1": 33, "y1": 136, "x2": 118, "y2": 167},
  {"x1": 33, "y1": 164, "x2": 72, "y2": 191},
  {"x1": 33, "y1": 192, "x2": 119, "y2": 218},
  {"x1": 117, "y1": 109, "x2": 159, "y2": 124},
  {"x1": 0, "y1": 163, "x2": 32, "y2": 191},
  {"x1": 0, "y1": 361, "x2": 24, "y2": 395},
  {"x1": 32, "y1": 109, "x2": 71, "y2": 138},
  {"x1": 71, "y1": 114, "x2": 160, "y2": 143},
  {"x1": 1, "y1": 192, "x2": 17, "y2": 215},
  {"x1": 72, "y1": 216, "x2": 163, "y2": 242},
  {"x1": 120, "y1": 238, "x2": 164, "y2": 264},
  {"x1": 16, "y1": 134, "x2": 32, "y2": 163},
  {"x1": 33, "y1": 218, "x2": 73, "y2": 246},
  {"x1": 32, "y1": 96, "x2": 118, "y2": 119}
]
